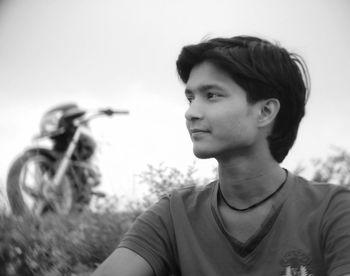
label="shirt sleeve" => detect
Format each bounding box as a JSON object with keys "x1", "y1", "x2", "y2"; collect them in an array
[
  {"x1": 322, "y1": 186, "x2": 350, "y2": 276},
  {"x1": 118, "y1": 196, "x2": 176, "y2": 276}
]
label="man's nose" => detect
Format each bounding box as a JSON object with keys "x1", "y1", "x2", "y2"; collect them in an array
[{"x1": 185, "y1": 100, "x2": 203, "y2": 121}]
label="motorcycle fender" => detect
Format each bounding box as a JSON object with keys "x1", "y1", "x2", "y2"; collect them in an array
[{"x1": 19, "y1": 147, "x2": 59, "y2": 162}]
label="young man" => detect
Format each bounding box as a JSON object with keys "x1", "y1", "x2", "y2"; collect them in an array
[{"x1": 92, "y1": 36, "x2": 350, "y2": 275}]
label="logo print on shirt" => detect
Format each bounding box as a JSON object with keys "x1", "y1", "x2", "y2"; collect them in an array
[{"x1": 280, "y1": 250, "x2": 313, "y2": 276}]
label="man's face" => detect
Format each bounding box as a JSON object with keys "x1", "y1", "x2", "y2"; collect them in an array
[{"x1": 184, "y1": 61, "x2": 261, "y2": 160}]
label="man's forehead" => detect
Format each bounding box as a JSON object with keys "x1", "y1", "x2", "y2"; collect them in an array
[{"x1": 186, "y1": 62, "x2": 234, "y2": 87}]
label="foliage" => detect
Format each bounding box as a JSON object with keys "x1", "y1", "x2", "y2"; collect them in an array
[
  {"x1": 0, "y1": 188, "x2": 9, "y2": 213},
  {"x1": 127, "y1": 162, "x2": 208, "y2": 212},
  {"x1": 310, "y1": 147, "x2": 350, "y2": 188},
  {"x1": 90, "y1": 194, "x2": 120, "y2": 213},
  {"x1": 0, "y1": 210, "x2": 133, "y2": 276},
  {"x1": 141, "y1": 162, "x2": 199, "y2": 198},
  {"x1": 0, "y1": 162, "x2": 209, "y2": 275}
]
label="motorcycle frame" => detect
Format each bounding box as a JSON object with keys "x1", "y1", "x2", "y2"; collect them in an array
[
  {"x1": 51, "y1": 125, "x2": 84, "y2": 190},
  {"x1": 47, "y1": 108, "x2": 129, "y2": 193}
]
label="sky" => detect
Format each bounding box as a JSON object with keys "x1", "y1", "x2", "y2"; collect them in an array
[{"x1": 0, "y1": 0, "x2": 349, "y2": 202}]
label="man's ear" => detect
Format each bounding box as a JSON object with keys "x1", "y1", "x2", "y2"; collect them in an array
[{"x1": 257, "y1": 98, "x2": 280, "y2": 127}]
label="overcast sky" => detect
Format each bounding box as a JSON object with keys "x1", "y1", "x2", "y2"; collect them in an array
[{"x1": 0, "y1": 0, "x2": 349, "y2": 199}]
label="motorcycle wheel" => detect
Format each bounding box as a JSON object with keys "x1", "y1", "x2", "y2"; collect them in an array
[{"x1": 6, "y1": 149, "x2": 74, "y2": 216}]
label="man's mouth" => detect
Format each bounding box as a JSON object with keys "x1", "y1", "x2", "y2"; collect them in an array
[
  {"x1": 189, "y1": 129, "x2": 210, "y2": 139},
  {"x1": 189, "y1": 128, "x2": 210, "y2": 134}
]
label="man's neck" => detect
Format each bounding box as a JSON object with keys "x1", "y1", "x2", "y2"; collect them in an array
[{"x1": 217, "y1": 154, "x2": 285, "y2": 209}]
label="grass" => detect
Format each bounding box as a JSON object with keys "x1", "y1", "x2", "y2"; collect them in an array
[{"x1": 0, "y1": 209, "x2": 137, "y2": 276}]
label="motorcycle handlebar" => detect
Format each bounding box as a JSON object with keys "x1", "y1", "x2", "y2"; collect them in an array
[
  {"x1": 76, "y1": 108, "x2": 129, "y2": 125},
  {"x1": 99, "y1": 108, "x2": 130, "y2": 116}
]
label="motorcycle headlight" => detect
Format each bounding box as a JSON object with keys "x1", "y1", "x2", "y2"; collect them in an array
[{"x1": 40, "y1": 110, "x2": 63, "y2": 136}]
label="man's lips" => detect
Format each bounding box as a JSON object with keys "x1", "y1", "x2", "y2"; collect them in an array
[{"x1": 189, "y1": 128, "x2": 210, "y2": 134}]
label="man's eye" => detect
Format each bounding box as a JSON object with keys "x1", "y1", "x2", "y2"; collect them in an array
[
  {"x1": 186, "y1": 96, "x2": 194, "y2": 103},
  {"x1": 207, "y1": 92, "x2": 220, "y2": 99}
]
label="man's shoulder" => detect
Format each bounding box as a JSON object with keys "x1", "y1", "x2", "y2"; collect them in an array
[
  {"x1": 171, "y1": 180, "x2": 217, "y2": 197},
  {"x1": 294, "y1": 174, "x2": 348, "y2": 192},
  {"x1": 291, "y1": 173, "x2": 350, "y2": 206},
  {"x1": 160, "y1": 180, "x2": 217, "y2": 209}
]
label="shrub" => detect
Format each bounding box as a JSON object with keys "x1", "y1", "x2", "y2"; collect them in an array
[
  {"x1": 310, "y1": 147, "x2": 350, "y2": 188},
  {"x1": 129, "y1": 162, "x2": 209, "y2": 211},
  {"x1": 0, "y1": 210, "x2": 135, "y2": 276}
]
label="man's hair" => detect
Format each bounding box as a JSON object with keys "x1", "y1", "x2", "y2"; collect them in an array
[{"x1": 176, "y1": 36, "x2": 310, "y2": 163}]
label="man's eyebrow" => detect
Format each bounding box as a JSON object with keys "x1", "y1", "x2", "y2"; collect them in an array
[{"x1": 185, "y1": 84, "x2": 224, "y2": 95}]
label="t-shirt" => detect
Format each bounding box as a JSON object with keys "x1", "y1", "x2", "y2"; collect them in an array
[{"x1": 118, "y1": 172, "x2": 350, "y2": 276}]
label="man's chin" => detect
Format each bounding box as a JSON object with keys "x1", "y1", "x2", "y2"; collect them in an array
[{"x1": 193, "y1": 149, "x2": 214, "y2": 159}]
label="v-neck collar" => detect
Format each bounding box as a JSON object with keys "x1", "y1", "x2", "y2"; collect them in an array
[{"x1": 210, "y1": 170, "x2": 293, "y2": 260}]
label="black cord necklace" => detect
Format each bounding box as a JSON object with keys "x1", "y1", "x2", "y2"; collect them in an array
[{"x1": 219, "y1": 171, "x2": 288, "y2": 212}]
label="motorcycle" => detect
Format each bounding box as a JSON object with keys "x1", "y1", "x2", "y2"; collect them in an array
[{"x1": 6, "y1": 103, "x2": 129, "y2": 216}]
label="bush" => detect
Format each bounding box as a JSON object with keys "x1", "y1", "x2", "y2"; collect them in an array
[
  {"x1": 129, "y1": 162, "x2": 208, "y2": 211},
  {"x1": 310, "y1": 147, "x2": 350, "y2": 188},
  {"x1": 0, "y1": 162, "x2": 210, "y2": 275},
  {"x1": 0, "y1": 210, "x2": 135, "y2": 276}
]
